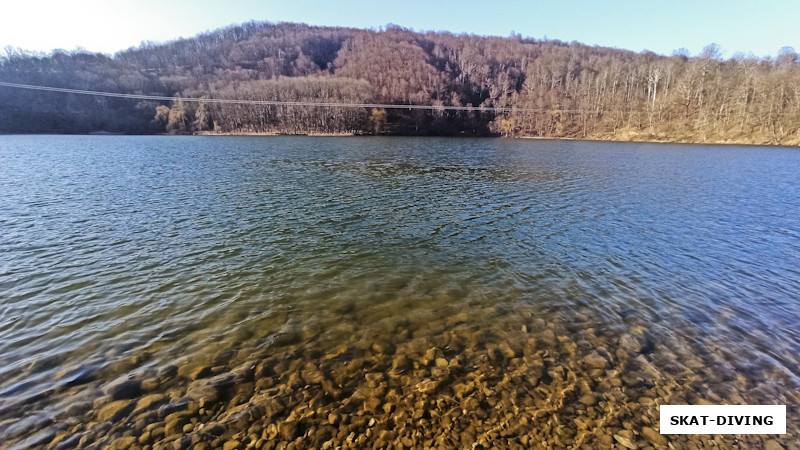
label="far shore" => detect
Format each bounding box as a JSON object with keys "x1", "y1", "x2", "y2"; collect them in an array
[
  {"x1": 194, "y1": 131, "x2": 360, "y2": 137},
  {"x1": 194, "y1": 130, "x2": 800, "y2": 147},
  {"x1": 2, "y1": 132, "x2": 798, "y2": 147}
]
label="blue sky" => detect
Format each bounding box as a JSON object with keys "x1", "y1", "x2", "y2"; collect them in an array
[{"x1": 1, "y1": 0, "x2": 797, "y2": 58}]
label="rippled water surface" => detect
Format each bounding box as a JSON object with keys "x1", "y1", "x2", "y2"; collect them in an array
[{"x1": 1, "y1": 136, "x2": 799, "y2": 448}]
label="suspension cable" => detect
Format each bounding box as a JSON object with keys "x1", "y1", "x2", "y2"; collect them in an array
[{"x1": 0, "y1": 81, "x2": 598, "y2": 114}]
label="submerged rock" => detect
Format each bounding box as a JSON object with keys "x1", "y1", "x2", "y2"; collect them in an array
[
  {"x1": 583, "y1": 353, "x2": 608, "y2": 370},
  {"x1": 156, "y1": 401, "x2": 189, "y2": 420},
  {"x1": 96, "y1": 400, "x2": 133, "y2": 422},
  {"x1": 104, "y1": 379, "x2": 142, "y2": 400},
  {"x1": 279, "y1": 421, "x2": 298, "y2": 440},
  {"x1": 158, "y1": 364, "x2": 179, "y2": 379},
  {"x1": 164, "y1": 410, "x2": 193, "y2": 435},
  {"x1": 7, "y1": 297, "x2": 795, "y2": 450},
  {"x1": 223, "y1": 440, "x2": 241, "y2": 450},
  {"x1": 263, "y1": 398, "x2": 286, "y2": 419},
  {"x1": 180, "y1": 365, "x2": 215, "y2": 381},
  {"x1": 133, "y1": 394, "x2": 167, "y2": 413},
  {"x1": 619, "y1": 334, "x2": 643, "y2": 354},
  {"x1": 107, "y1": 436, "x2": 136, "y2": 450},
  {"x1": 641, "y1": 426, "x2": 666, "y2": 446},
  {"x1": 186, "y1": 383, "x2": 222, "y2": 404},
  {"x1": 613, "y1": 434, "x2": 637, "y2": 449},
  {"x1": 416, "y1": 379, "x2": 439, "y2": 394},
  {"x1": 54, "y1": 365, "x2": 98, "y2": 387},
  {"x1": 365, "y1": 372, "x2": 384, "y2": 386}
]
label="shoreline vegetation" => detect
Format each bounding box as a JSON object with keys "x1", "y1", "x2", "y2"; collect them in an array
[
  {"x1": 1, "y1": 21, "x2": 798, "y2": 144},
  {"x1": 7, "y1": 131, "x2": 794, "y2": 148},
  {"x1": 197, "y1": 130, "x2": 800, "y2": 146},
  {"x1": 5, "y1": 127, "x2": 799, "y2": 147}
]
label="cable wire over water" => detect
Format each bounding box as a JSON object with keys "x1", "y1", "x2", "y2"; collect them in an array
[{"x1": 0, "y1": 81, "x2": 599, "y2": 114}]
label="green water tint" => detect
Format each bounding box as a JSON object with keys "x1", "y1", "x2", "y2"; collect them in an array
[{"x1": 0, "y1": 136, "x2": 798, "y2": 448}]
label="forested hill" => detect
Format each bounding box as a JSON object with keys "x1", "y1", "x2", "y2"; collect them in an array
[{"x1": 1, "y1": 21, "x2": 799, "y2": 144}]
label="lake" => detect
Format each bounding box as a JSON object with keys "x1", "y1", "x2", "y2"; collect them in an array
[{"x1": 0, "y1": 135, "x2": 798, "y2": 448}]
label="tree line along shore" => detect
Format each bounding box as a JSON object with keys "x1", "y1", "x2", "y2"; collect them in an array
[{"x1": 1, "y1": 21, "x2": 798, "y2": 145}]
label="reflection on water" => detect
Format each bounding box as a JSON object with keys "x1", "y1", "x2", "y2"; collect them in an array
[{"x1": 0, "y1": 136, "x2": 798, "y2": 448}]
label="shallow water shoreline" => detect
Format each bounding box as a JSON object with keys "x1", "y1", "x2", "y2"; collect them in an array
[{"x1": 5, "y1": 310, "x2": 797, "y2": 449}]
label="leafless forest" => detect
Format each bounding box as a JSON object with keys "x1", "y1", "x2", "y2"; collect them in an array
[{"x1": 1, "y1": 22, "x2": 798, "y2": 144}]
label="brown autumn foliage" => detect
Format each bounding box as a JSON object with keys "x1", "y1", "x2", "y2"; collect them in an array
[{"x1": 1, "y1": 22, "x2": 798, "y2": 144}]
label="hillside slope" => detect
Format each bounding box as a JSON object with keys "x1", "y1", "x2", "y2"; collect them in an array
[{"x1": 1, "y1": 22, "x2": 798, "y2": 144}]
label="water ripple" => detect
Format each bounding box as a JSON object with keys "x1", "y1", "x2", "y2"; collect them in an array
[{"x1": 0, "y1": 136, "x2": 799, "y2": 443}]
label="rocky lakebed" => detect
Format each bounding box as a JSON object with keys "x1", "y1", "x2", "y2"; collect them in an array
[{"x1": 3, "y1": 303, "x2": 797, "y2": 450}]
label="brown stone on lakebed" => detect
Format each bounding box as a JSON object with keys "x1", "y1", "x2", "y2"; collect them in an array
[
  {"x1": 107, "y1": 436, "x2": 136, "y2": 450},
  {"x1": 140, "y1": 377, "x2": 160, "y2": 391},
  {"x1": 583, "y1": 353, "x2": 608, "y2": 370},
  {"x1": 391, "y1": 354, "x2": 409, "y2": 373},
  {"x1": 133, "y1": 393, "x2": 166, "y2": 413},
  {"x1": 302, "y1": 367, "x2": 325, "y2": 385},
  {"x1": 613, "y1": 434, "x2": 637, "y2": 449},
  {"x1": 279, "y1": 421, "x2": 298, "y2": 440},
  {"x1": 460, "y1": 396, "x2": 480, "y2": 411},
  {"x1": 415, "y1": 378, "x2": 439, "y2": 394},
  {"x1": 187, "y1": 366, "x2": 215, "y2": 381},
  {"x1": 164, "y1": 410, "x2": 193, "y2": 435},
  {"x1": 96, "y1": 400, "x2": 133, "y2": 422},
  {"x1": 421, "y1": 347, "x2": 443, "y2": 366},
  {"x1": 222, "y1": 439, "x2": 241, "y2": 450},
  {"x1": 365, "y1": 372, "x2": 384, "y2": 386},
  {"x1": 103, "y1": 379, "x2": 142, "y2": 400},
  {"x1": 185, "y1": 371, "x2": 235, "y2": 404},
  {"x1": 642, "y1": 426, "x2": 667, "y2": 446},
  {"x1": 579, "y1": 394, "x2": 596, "y2": 406},
  {"x1": 364, "y1": 396, "x2": 382, "y2": 413},
  {"x1": 619, "y1": 334, "x2": 643, "y2": 354},
  {"x1": 263, "y1": 397, "x2": 286, "y2": 419}
]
